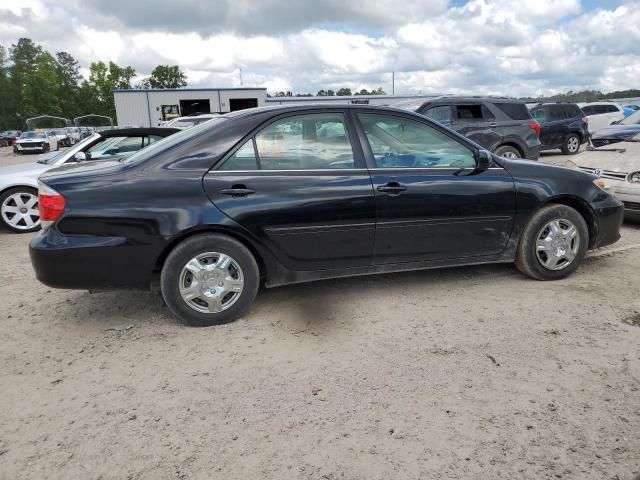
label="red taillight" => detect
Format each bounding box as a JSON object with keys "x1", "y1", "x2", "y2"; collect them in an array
[
  {"x1": 529, "y1": 121, "x2": 541, "y2": 137},
  {"x1": 38, "y1": 181, "x2": 65, "y2": 229}
]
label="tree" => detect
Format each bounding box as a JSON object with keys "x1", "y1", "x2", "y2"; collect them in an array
[
  {"x1": 139, "y1": 65, "x2": 187, "y2": 89},
  {"x1": 55, "y1": 51, "x2": 81, "y2": 119},
  {"x1": 84, "y1": 61, "x2": 136, "y2": 120},
  {"x1": 337, "y1": 88, "x2": 352, "y2": 96}
]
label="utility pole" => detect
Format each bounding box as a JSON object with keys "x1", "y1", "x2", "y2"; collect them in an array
[
  {"x1": 239, "y1": 68, "x2": 243, "y2": 87},
  {"x1": 392, "y1": 71, "x2": 395, "y2": 96}
]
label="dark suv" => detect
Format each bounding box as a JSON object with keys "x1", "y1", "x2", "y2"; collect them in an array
[
  {"x1": 529, "y1": 103, "x2": 589, "y2": 155},
  {"x1": 394, "y1": 97, "x2": 541, "y2": 160}
]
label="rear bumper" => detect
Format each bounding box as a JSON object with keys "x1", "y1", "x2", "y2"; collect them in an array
[{"x1": 29, "y1": 228, "x2": 160, "y2": 290}]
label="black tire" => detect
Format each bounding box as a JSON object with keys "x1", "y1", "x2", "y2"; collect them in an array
[
  {"x1": 56, "y1": 142, "x2": 59, "y2": 151},
  {"x1": 160, "y1": 233, "x2": 260, "y2": 327},
  {"x1": 561, "y1": 134, "x2": 581, "y2": 155},
  {"x1": 494, "y1": 145, "x2": 522, "y2": 159},
  {"x1": 0, "y1": 187, "x2": 41, "y2": 233},
  {"x1": 43, "y1": 143, "x2": 50, "y2": 153},
  {"x1": 515, "y1": 204, "x2": 588, "y2": 281}
]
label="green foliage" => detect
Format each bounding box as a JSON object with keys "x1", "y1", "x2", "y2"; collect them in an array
[
  {"x1": 521, "y1": 89, "x2": 640, "y2": 103},
  {"x1": 139, "y1": 65, "x2": 187, "y2": 89}
]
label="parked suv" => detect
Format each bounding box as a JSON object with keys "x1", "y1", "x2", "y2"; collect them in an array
[
  {"x1": 394, "y1": 97, "x2": 541, "y2": 160},
  {"x1": 529, "y1": 103, "x2": 589, "y2": 155},
  {"x1": 579, "y1": 102, "x2": 625, "y2": 132}
]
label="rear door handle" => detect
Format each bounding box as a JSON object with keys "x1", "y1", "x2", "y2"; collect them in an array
[
  {"x1": 220, "y1": 186, "x2": 256, "y2": 197},
  {"x1": 377, "y1": 182, "x2": 407, "y2": 194}
]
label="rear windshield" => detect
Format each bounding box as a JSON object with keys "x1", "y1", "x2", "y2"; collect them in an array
[
  {"x1": 123, "y1": 117, "x2": 227, "y2": 164},
  {"x1": 493, "y1": 102, "x2": 532, "y2": 120}
]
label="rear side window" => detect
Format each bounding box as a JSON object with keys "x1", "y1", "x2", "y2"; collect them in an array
[
  {"x1": 605, "y1": 105, "x2": 620, "y2": 113},
  {"x1": 454, "y1": 104, "x2": 495, "y2": 123},
  {"x1": 493, "y1": 102, "x2": 532, "y2": 120},
  {"x1": 547, "y1": 105, "x2": 567, "y2": 121},
  {"x1": 219, "y1": 113, "x2": 356, "y2": 171},
  {"x1": 563, "y1": 105, "x2": 582, "y2": 118}
]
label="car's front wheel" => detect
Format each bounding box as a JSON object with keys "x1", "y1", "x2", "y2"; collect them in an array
[
  {"x1": 515, "y1": 204, "x2": 588, "y2": 280},
  {"x1": 160, "y1": 233, "x2": 260, "y2": 326},
  {"x1": 495, "y1": 145, "x2": 522, "y2": 159},
  {"x1": 561, "y1": 134, "x2": 581, "y2": 155},
  {"x1": 0, "y1": 187, "x2": 40, "y2": 233}
]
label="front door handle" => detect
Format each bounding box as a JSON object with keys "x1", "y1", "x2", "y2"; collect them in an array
[
  {"x1": 489, "y1": 123, "x2": 498, "y2": 128},
  {"x1": 377, "y1": 182, "x2": 407, "y2": 194},
  {"x1": 220, "y1": 186, "x2": 256, "y2": 197}
]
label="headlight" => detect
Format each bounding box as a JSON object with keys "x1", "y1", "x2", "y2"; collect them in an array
[
  {"x1": 593, "y1": 178, "x2": 610, "y2": 191},
  {"x1": 628, "y1": 171, "x2": 640, "y2": 183}
]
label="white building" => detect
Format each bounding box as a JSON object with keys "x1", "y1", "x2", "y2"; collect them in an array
[{"x1": 113, "y1": 87, "x2": 267, "y2": 127}]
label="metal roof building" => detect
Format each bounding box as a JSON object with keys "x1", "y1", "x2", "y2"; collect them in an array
[{"x1": 113, "y1": 87, "x2": 267, "y2": 127}]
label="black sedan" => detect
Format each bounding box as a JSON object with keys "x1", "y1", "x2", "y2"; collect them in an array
[{"x1": 30, "y1": 106, "x2": 624, "y2": 326}]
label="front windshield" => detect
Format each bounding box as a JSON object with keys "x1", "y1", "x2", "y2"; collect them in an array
[
  {"x1": 37, "y1": 134, "x2": 98, "y2": 164},
  {"x1": 620, "y1": 110, "x2": 640, "y2": 125},
  {"x1": 168, "y1": 118, "x2": 199, "y2": 129},
  {"x1": 21, "y1": 131, "x2": 46, "y2": 139},
  {"x1": 124, "y1": 117, "x2": 227, "y2": 164}
]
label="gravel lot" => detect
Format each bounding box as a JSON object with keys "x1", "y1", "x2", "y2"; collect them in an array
[{"x1": 1, "y1": 146, "x2": 639, "y2": 480}]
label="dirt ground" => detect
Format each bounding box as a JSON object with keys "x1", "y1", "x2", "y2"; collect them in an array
[{"x1": 1, "y1": 147, "x2": 639, "y2": 480}]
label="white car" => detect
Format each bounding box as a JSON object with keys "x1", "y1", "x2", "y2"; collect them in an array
[
  {"x1": 48, "y1": 128, "x2": 71, "y2": 147},
  {"x1": 574, "y1": 132, "x2": 640, "y2": 222},
  {"x1": 0, "y1": 128, "x2": 178, "y2": 232},
  {"x1": 13, "y1": 131, "x2": 58, "y2": 154},
  {"x1": 164, "y1": 114, "x2": 218, "y2": 129},
  {"x1": 65, "y1": 127, "x2": 81, "y2": 145},
  {"x1": 579, "y1": 102, "x2": 625, "y2": 133}
]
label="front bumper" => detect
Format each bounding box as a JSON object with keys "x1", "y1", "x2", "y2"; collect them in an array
[
  {"x1": 591, "y1": 193, "x2": 624, "y2": 249},
  {"x1": 15, "y1": 143, "x2": 45, "y2": 152}
]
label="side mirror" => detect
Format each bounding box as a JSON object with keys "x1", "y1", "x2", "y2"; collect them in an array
[
  {"x1": 73, "y1": 151, "x2": 87, "y2": 162},
  {"x1": 476, "y1": 149, "x2": 492, "y2": 170}
]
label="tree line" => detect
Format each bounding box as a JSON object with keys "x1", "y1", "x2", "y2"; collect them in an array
[
  {"x1": 268, "y1": 87, "x2": 387, "y2": 98},
  {"x1": 0, "y1": 38, "x2": 187, "y2": 130}
]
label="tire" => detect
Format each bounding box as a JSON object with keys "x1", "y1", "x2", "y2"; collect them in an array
[
  {"x1": 160, "y1": 233, "x2": 260, "y2": 326},
  {"x1": 0, "y1": 187, "x2": 41, "y2": 233},
  {"x1": 561, "y1": 134, "x2": 580, "y2": 155},
  {"x1": 43, "y1": 143, "x2": 50, "y2": 153},
  {"x1": 515, "y1": 204, "x2": 588, "y2": 281},
  {"x1": 494, "y1": 145, "x2": 522, "y2": 159}
]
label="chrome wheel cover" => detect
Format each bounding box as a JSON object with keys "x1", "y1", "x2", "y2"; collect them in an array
[
  {"x1": 178, "y1": 252, "x2": 244, "y2": 314},
  {"x1": 535, "y1": 218, "x2": 580, "y2": 271},
  {"x1": 567, "y1": 136, "x2": 579, "y2": 153},
  {"x1": 1, "y1": 192, "x2": 39, "y2": 230},
  {"x1": 502, "y1": 151, "x2": 520, "y2": 159}
]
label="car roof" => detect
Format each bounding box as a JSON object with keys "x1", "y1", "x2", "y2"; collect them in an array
[
  {"x1": 100, "y1": 127, "x2": 180, "y2": 137},
  {"x1": 223, "y1": 104, "x2": 433, "y2": 120}
]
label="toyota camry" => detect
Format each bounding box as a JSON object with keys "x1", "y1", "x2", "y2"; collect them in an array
[{"x1": 29, "y1": 105, "x2": 624, "y2": 326}]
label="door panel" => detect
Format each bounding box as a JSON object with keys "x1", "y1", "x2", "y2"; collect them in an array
[
  {"x1": 204, "y1": 172, "x2": 375, "y2": 270},
  {"x1": 371, "y1": 169, "x2": 516, "y2": 263},
  {"x1": 355, "y1": 112, "x2": 516, "y2": 264},
  {"x1": 203, "y1": 111, "x2": 376, "y2": 271}
]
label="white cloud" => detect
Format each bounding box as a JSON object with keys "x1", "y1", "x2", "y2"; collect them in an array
[{"x1": 0, "y1": 0, "x2": 639, "y2": 96}]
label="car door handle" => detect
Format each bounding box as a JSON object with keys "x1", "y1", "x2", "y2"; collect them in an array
[
  {"x1": 220, "y1": 186, "x2": 256, "y2": 197},
  {"x1": 377, "y1": 182, "x2": 407, "y2": 194},
  {"x1": 489, "y1": 123, "x2": 498, "y2": 128}
]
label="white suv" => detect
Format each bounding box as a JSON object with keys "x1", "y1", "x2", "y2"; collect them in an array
[{"x1": 579, "y1": 102, "x2": 625, "y2": 132}]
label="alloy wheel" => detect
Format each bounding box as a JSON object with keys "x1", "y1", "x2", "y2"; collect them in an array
[
  {"x1": 567, "y1": 136, "x2": 579, "y2": 153},
  {"x1": 535, "y1": 218, "x2": 580, "y2": 271},
  {"x1": 178, "y1": 252, "x2": 245, "y2": 314},
  {"x1": 1, "y1": 192, "x2": 39, "y2": 231}
]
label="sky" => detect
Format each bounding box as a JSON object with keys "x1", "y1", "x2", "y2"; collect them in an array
[{"x1": 0, "y1": 0, "x2": 638, "y2": 97}]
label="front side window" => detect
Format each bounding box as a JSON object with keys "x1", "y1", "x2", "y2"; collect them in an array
[
  {"x1": 358, "y1": 113, "x2": 476, "y2": 169},
  {"x1": 531, "y1": 108, "x2": 546, "y2": 122},
  {"x1": 547, "y1": 105, "x2": 567, "y2": 121},
  {"x1": 424, "y1": 106, "x2": 452, "y2": 125}
]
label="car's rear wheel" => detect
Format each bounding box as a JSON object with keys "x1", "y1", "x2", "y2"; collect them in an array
[
  {"x1": 160, "y1": 233, "x2": 260, "y2": 326},
  {"x1": 562, "y1": 134, "x2": 580, "y2": 155},
  {"x1": 495, "y1": 145, "x2": 521, "y2": 159},
  {"x1": 0, "y1": 187, "x2": 40, "y2": 233},
  {"x1": 515, "y1": 204, "x2": 588, "y2": 280}
]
